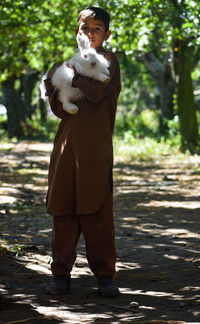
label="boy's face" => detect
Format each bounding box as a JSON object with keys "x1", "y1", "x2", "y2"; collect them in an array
[{"x1": 78, "y1": 16, "x2": 110, "y2": 49}]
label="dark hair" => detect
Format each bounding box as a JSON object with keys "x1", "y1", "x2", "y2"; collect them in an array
[{"x1": 78, "y1": 6, "x2": 110, "y2": 31}]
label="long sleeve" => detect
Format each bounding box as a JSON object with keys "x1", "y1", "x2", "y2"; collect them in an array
[
  {"x1": 46, "y1": 50, "x2": 121, "y2": 215},
  {"x1": 44, "y1": 63, "x2": 66, "y2": 119}
]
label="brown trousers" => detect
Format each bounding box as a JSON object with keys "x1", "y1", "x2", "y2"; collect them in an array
[{"x1": 51, "y1": 194, "x2": 117, "y2": 279}]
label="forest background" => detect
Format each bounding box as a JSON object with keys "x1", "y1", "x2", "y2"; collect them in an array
[
  {"x1": 2, "y1": 1, "x2": 200, "y2": 321},
  {"x1": 1, "y1": 0, "x2": 200, "y2": 157}
]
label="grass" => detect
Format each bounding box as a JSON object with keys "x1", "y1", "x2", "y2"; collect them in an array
[
  {"x1": 0, "y1": 239, "x2": 26, "y2": 256},
  {"x1": 0, "y1": 112, "x2": 195, "y2": 164},
  {"x1": 113, "y1": 131, "x2": 184, "y2": 163}
]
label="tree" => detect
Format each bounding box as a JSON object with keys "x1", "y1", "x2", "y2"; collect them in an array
[
  {"x1": 1, "y1": 0, "x2": 200, "y2": 151},
  {"x1": 170, "y1": 0, "x2": 200, "y2": 152},
  {"x1": 104, "y1": 0, "x2": 200, "y2": 152},
  {"x1": 139, "y1": 52, "x2": 175, "y2": 135},
  {"x1": 0, "y1": 0, "x2": 85, "y2": 138}
]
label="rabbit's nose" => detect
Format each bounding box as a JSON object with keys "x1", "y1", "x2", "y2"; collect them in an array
[{"x1": 90, "y1": 62, "x2": 96, "y2": 68}]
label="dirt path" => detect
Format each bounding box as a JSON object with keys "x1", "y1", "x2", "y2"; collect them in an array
[{"x1": 0, "y1": 141, "x2": 200, "y2": 324}]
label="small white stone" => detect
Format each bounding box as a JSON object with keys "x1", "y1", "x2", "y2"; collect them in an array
[{"x1": 129, "y1": 301, "x2": 139, "y2": 308}]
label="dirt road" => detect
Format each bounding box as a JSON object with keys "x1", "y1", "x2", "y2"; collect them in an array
[{"x1": 0, "y1": 141, "x2": 200, "y2": 323}]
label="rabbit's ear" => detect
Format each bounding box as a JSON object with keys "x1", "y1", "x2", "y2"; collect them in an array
[{"x1": 77, "y1": 32, "x2": 91, "y2": 50}]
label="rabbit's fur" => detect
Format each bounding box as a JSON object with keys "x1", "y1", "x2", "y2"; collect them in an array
[{"x1": 51, "y1": 33, "x2": 110, "y2": 115}]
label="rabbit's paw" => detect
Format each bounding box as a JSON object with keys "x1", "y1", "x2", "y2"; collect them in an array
[
  {"x1": 104, "y1": 68, "x2": 110, "y2": 76},
  {"x1": 63, "y1": 102, "x2": 79, "y2": 115},
  {"x1": 99, "y1": 74, "x2": 110, "y2": 83}
]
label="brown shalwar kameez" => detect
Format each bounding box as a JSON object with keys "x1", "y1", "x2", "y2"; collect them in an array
[{"x1": 45, "y1": 49, "x2": 121, "y2": 278}]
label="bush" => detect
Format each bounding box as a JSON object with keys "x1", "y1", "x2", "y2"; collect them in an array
[
  {"x1": 114, "y1": 108, "x2": 159, "y2": 138},
  {"x1": 113, "y1": 132, "x2": 182, "y2": 162}
]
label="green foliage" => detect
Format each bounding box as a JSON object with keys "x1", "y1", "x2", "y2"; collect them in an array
[
  {"x1": 0, "y1": 240, "x2": 9, "y2": 256},
  {"x1": 0, "y1": 108, "x2": 195, "y2": 145},
  {"x1": 0, "y1": 0, "x2": 86, "y2": 81},
  {"x1": 114, "y1": 132, "x2": 182, "y2": 162},
  {"x1": 118, "y1": 54, "x2": 156, "y2": 112},
  {"x1": 1, "y1": 0, "x2": 200, "y2": 150},
  {"x1": 38, "y1": 116, "x2": 60, "y2": 141},
  {"x1": 0, "y1": 239, "x2": 26, "y2": 256},
  {"x1": 2, "y1": 0, "x2": 199, "y2": 80},
  {"x1": 20, "y1": 113, "x2": 60, "y2": 141},
  {"x1": 0, "y1": 114, "x2": 7, "y2": 138},
  {"x1": 9, "y1": 243, "x2": 27, "y2": 256},
  {"x1": 114, "y1": 109, "x2": 159, "y2": 138},
  {"x1": 108, "y1": 0, "x2": 200, "y2": 55},
  {"x1": 167, "y1": 115, "x2": 179, "y2": 137}
]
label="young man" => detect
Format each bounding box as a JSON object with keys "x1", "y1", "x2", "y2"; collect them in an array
[{"x1": 44, "y1": 6, "x2": 121, "y2": 297}]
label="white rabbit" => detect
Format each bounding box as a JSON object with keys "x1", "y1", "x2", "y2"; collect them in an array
[
  {"x1": 39, "y1": 74, "x2": 48, "y2": 102},
  {"x1": 51, "y1": 32, "x2": 110, "y2": 115}
]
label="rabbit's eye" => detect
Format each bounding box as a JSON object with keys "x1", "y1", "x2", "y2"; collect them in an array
[{"x1": 84, "y1": 55, "x2": 88, "y2": 59}]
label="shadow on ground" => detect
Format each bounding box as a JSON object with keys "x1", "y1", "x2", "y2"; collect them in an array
[{"x1": 0, "y1": 142, "x2": 200, "y2": 323}]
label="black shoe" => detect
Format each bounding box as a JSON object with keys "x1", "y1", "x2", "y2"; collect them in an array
[
  {"x1": 98, "y1": 276, "x2": 120, "y2": 297},
  {"x1": 45, "y1": 275, "x2": 71, "y2": 295}
]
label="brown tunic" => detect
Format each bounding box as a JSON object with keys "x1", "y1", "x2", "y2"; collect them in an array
[{"x1": 45, "y1": 50, "x2": 121, "y2": 215}]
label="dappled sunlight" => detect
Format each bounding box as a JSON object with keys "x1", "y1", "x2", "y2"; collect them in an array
[
  {"x1": 14, "y1": 253, "x2": 52, "y2": 275},
  {"x1": 164, "y1": 254, "x2": 183, "y2": 261},
  {"x1": 25, "y1": 262, "x2": 51, "y2": 275},
  {"x1": 116, "y1": 260, "x2": 141, "y2": 271},
  {"x1": 1, "y1": 143, "x2": 200, "y2": 322},
  {"x1": 129, "y1": 289, "x2": 183, "y2": 299},
  {"x1": 138, "y1": 200, "x2": 200, "y2": 209},
  {"x1": 112, "y1": 158, "x2": 200, "y2": 321},
  {"x1": 131, "y1": 224, "x2": 200, "y2": 239},
  {"x1": 0, "y1": 195, "x2": 17, "y2": 204},
  {"x1": 36, "y1": 305, "x2": 114, "y2": 323},
  {"x1": 38, "y1": 228, "x2": 52, "y2": 234},
  {"x1": 10, "y1": 141, "x2": 53, "y2": 153}
]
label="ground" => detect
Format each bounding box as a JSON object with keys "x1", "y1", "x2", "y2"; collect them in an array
[{"x1": 0, "y1": 140, "x2": 200, "y2": 324}]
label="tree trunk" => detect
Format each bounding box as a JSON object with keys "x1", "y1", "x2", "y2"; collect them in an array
[
  {"x1": 2, "y1": 76, "x2": 25, "y2": 138},
  {"x1": 39, "y1": 98, "x2": 47, "y2": 123},
  {"x1": 140, "y1": 52, "x2": 174, "y2": 135},
  {"x1": 21, "y1": 72, "x2": 39, "y2": 119},
  {"x1": 176, "y1": 40, "x2": 199, "y2": 153},
  {"x1": 159, "y1": 63, "x2": 174, "y2": 134}
]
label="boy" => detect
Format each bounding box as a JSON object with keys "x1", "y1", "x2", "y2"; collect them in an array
[{"x1": 44, "y1": 6, "x2": 121, "y2": 297}]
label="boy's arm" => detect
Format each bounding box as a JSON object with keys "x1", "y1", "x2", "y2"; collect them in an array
[
  {"x1": 44, "y1": 63, "x2": 66, "y2": 119},
  {"x1": 72, "y1": 53, "x2": 121, "y2": 102}
]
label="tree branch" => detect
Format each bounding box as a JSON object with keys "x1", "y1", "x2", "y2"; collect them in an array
[
  {"x1": 192, "y1": 45, "x2": 200, "y2": 69},
  {"x1": 138, "y1": 52, "x2": 163, "y2": 81}
]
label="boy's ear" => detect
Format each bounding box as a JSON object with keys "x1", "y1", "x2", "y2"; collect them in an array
[{"x1": 104, "y1": 30, "x2": 111, "y2": 41}]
